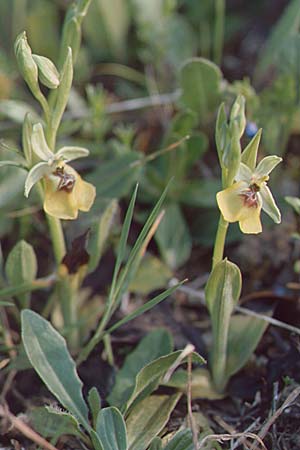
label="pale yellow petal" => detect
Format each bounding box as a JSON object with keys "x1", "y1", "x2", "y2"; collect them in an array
[
  {"x1": 239, "y1": 205, "x2": 262, "y2": 234},
  {"x1": 216, "y1": 181, "x2": 248, "y2": 222},
  {"x1": 43, "y1": 165, "x2": 96, "y2": 220},
  {"x1": 73, "y1": 176, "x2": 96, "y2": 212},
  {"x1": 43, "y1": 178, "x2": 78, "y2": 219}
]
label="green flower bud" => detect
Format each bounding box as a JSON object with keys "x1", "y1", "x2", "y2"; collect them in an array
[
  {"x1": 230, "y1": 95, "x2": 246, "y2": 139},
  {"x1": 14, "y1": 32, "x2": 40, "y2": 98},
  {"x1": 32, "y1": 55, "x2": 60, "y2": 89}
]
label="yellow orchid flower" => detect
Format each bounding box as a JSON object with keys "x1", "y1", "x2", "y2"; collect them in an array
[
  {"x1": 24, "y1": 123, "x2": 96, "y2": 220},
  {"x1": 217, "y1": 156, "x2": 282, "y2": 234},
  {"x1": 43, "y1": 163, "x2": 96, "y2": 220}
]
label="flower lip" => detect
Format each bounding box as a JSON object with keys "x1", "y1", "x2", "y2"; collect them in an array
[
  {"x1": 53, "y1": 166, "x2": 76, "y2": 192},
  {"x1": 239, "y1": 184, "x2": 260, "y2": 209}
]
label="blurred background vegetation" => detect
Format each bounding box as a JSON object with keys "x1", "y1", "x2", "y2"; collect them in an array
[{"x1": 0, "y1": 0, "x2": 299, "y2": 285}]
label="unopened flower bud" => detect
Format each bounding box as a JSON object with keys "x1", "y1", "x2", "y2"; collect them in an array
[
  {"x1": 32, "y1": 54, "x2": 60, "y2": 89},
  {"x1": 14, "y1": 32, "x2": 40, "y2": 98}
]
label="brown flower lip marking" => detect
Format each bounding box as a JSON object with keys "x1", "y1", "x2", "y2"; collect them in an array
[
  {"x1": 239, "y1": 183, "x2": 260, "y2": 208},
  {"x1": 54, "y1": 166, "x2": 76, "y2": 192}
]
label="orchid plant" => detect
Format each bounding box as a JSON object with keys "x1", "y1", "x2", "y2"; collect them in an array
[{"x1": 205, "y1": 95, "x2": 282, "y2": 393}]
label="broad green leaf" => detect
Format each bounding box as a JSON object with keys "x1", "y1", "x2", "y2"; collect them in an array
[
  {"x1": 205, "y1": 259, "x2": 241, "y2": 392},
  {"x1": 29, "y1": 406, "x2": 83, "y2": 440},
  {"x1": 88, "y1": 199, "x2": 118, "y2": 273},
  {"x1": 90, "y1": 429, "x2": 104, "y2": 450},
  {"x1": 129, "y1": 254, "x2": 172, "y2": 295},
  {"x1": 155, "y1": 203, "x2": 192, "y2": 270},
  {"x1": 108, "y1": 329, "x2": 173, "y2": 408},
  {"x1": 225, "y1": 314, "x2": 269, "y2": 378},
  {"x1": 179, "y1": 58, "x2": 222, "y2": 121},
  {"x1": 255, "y1": 0, "x2": 300, "y2": 77},
  {"x1": 5, "y1": 240, "x2": 37, "y2": 308},
  {"x1": 169, "y1": 111, "x2": 197, "y2": 137},
  {"x1": 163, "y1": 429, "x2": 194, "y2": 450},
  {"x1": 149, "y1": 437, "x2": 163, "y2": 450},
  {"x1": 88, "y1": 152, "x2": 142, "y2": 199},
  {"x1": 21, "y1": 310, "x2": 90, "y2": 430},
  {"x1": 126, "y1": 394, "x2": 181, "y2": 450},
  {"x1": 96, "y1": 407, "x2": 127, "y2": 450},
  {"x1": 125, "y1": 350, "x2": 205, "y2": 413},
  {"x1": 88, "y1": 387, "x2": 102, "y2": 428}
]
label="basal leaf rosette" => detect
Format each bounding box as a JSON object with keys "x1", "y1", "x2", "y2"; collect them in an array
[
  {"x1": 217, "y1": 156, "x2": 282, "y2": 234},
  {"x1": 24, "y1": 123, "x2": 96, "y2": 220}
]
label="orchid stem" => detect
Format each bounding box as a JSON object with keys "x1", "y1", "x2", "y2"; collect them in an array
[
  {"x1": 46, "y1": 214, "x2": 66, "y2": 264},
  {"x1": 212, "y1": 214, "x2": 228, "y2": 269}
]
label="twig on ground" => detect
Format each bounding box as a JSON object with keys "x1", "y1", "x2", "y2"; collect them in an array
[
  {"x1": 170, "y1": 279, "x2": 300, "y2": 336},
  {"x1": 198, "y1": 432, "x2": 267, "y2": 450},
  {"x1": 187, "y1": 352, "x2": 199, "y2": 450},
  {"x1": 251, "y1": 386, "x2": 300, "y2": 449},
  {"x1": 0, "y1": 404, "x2": 59, "y2": 450}
]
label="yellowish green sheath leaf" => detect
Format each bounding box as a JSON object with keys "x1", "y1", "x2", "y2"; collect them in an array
[{"x1": 205, "y1": 259, "x2": 242, "y2": 392}]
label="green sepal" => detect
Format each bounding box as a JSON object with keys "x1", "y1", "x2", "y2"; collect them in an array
[
  {"x1": 51, "y1": 47, "x2": 73, "y2": 137},
  {"x1": 255, "y1": 155, "x2": 282, "y2": 177},
  {"x1": 215, "y1": 102, "x2": 229, "y2": 166},
  {"x1": 260, "y1": 184, "x2": 281, "y2": 224},
  {"x1": 241, "y1": 128, "x2": 262, "y2": 171},
  {"x1": 31, "y1": 123, "x2": 54, "y2": 161},
  {"x1": 22, "y1": 113, "x2": 34, "y2": 166},
  {"x1": 24, "y1": 162, "x2": 51, "y2": 197},
  {"x1": 222, "y1": 121, "x2": 241, "y2": 187},
  {"x1": 56, "y1": 146, "x2": 89, "y2": 161}
]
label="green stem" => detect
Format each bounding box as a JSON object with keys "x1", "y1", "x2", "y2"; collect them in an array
[
  {"x1": 212, "y1": 214, "x2": 228, "y2": 269},
  {"x1": 46, "y1": 214, "x2": 66, "y2": 264},
  {"x1": 36, "y1": 91, "x2": 51, "y2": 128},
  {"x1": 58, "y1": 275, "x2": 79, "y2": 352},
  {"x1": 213, "y1": 0, "x2": 225, "y2": 65}
]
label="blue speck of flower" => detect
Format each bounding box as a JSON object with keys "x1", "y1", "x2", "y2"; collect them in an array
[{"x1": 245, "y1": 122, "x2": 258, "y2": 138}]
